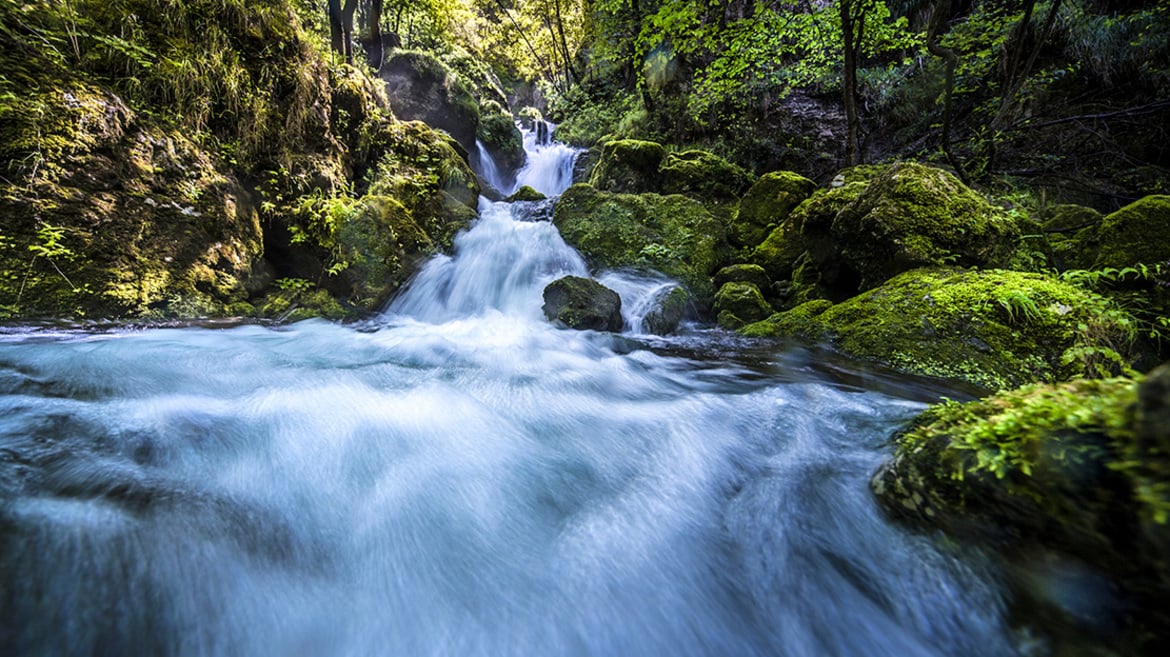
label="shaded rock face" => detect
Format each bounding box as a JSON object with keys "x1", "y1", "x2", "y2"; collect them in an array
[
  {"x1": 380, "y1": 51, "x2": 480, "y2": 154},
  {"x1": 752, "y1": 163, "x2": 1024, "y2": 305},
  {"x1": 552, "y1": 184, "x2": 729, "y2": 309},
  {"x1": 658, "y1": 150, "x2": 754, "y2": 202},
  {"x1": 0, "y1": 83, "x2": 263, "y2": 319},
  {"x1": 742, "y1": 268, "x2": 1143, "y2": 391},
  {"x1": 542, "y1": 276, "x2": 623, "y2": 331},
  {"x1": 871, "y1": 374, "x2": 1170, "y2": 657},
  {"x1": 1043, "y1": 204, "x2": 1103, "y2": 271}
]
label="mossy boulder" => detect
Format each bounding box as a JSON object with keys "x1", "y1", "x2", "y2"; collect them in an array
[
  {"x1": 1044, "y1": 204, "x2": 1103, "y2": 271},
  {"x1": 477, "y1": 101, "x2": 525, "y2": 173},
  {"x1": 552, "y1": 184, "x2": 728, "y2": 308},
  {"x1": 1094, "y1": 195, "x2": 1170, "y2": 269},
  {"x1": 752, "y1": 163, "x2": 1024, "y2": 304},
  {"x1": 542, "y1": 276, "x2": 623, "y2": 331},
  {"x1": 714, "y1": 282, "x2": 773, "y2": 329},
  {"x1": 641, "y1": 285, "x2": 689, "y2": 335},
  {"x1": 588, "y1": 140, "x2": 666, "y2": 194},
  {"x1": 506, "y1": 186, "x2": 547, "y2": 202},
  {"x1": 751, "y1": 181, "x2": 868, "y2": 284},
  {"x1": 872, "y1": 371, "x2": 1170, "y2": 655},
  {"x1": 713, "y1": 264, "x2": 772, "y2": 292},
  {"x1": 741, "y1": 268, "x2": 1142, "y2": 390},
  {"x1": 658, "y1": 150, "x2": 754, "y2": 202},
  {"x1": 380, "y1": 51, "x2": 480, "y2": 153},
  {"x1": 731, "y1": 171, "x2": 817, "y2": 249}
]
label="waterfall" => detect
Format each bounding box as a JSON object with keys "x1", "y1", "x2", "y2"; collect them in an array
[
  {"x1": 474, "y1": 140, "x2": 509, "y2": 194},
  {"x1": 511, "y1": 121, "x2": 579, "y2": 197},
  {"x1": 0, "y1": 120, "x2": 1029, "y2": 657}
]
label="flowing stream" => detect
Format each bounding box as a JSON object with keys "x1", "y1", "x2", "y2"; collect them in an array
[{"x1": 0, "y1": 126, "x2": 1019, "y2": 656}]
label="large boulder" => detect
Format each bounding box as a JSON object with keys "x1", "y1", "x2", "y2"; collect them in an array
[
  {"x1": 1094, "y1": 195, "x2": 1170, "y2": 269},
  {"x1": 552, "y1": 184, "x2": 729, "y2": 308},
  {"x1": 752, "y1": 163, "x2": 1025, "y2": 304},
  {"x1": 731, "y1": 171, "x2": 817, "y2": 249},
  {"x1": 588, "y1": 140, "x2": 667, "y2": 194},
  {"x1": 477, "y1": 100, "x2": 525, "y2": 174},
  {"x1": 380, "y1": 51, "x2": 480, "y2": 153},
  {"x1": 714, "y1": 282, "x2": 773, "y2": 329},
  {"x1": 871, "y1": 371, "x2": 1170, "y2": 655},
  {"x1": 742, "y1": 268, "x2": 1144, "y2": 391},
  {"x1": 542, "y1": 276, "x2": 623, "y2": 331},
  {"x1": 658, "y1": 150, "x2": 754, "y2": 202}
]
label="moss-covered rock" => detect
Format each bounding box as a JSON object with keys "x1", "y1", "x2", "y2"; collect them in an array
[
  {"x1": 506, "y1": 186, "x2": 547, "y2": 202},
  {"x1": 379, "y1": 50, "x2": 480, "y2": 153},
  {"x1": 1044, "y1": 204, "x2": 1103, "y2": 271},
  {"x1": 872, "y1": 371, "x2": 1170, "y2": 655},
  {"x1": 751, "y1": 181, "x2": 868, "y2": 284},
  {"x1": 731, "y1": 171, "x2": 817, "y2": 249},
  {"x1": 752, "y1": 163, "x2": 1025, "y2": 304},
  {"x1": 658, "y1": 150, "x2": 754, "y2": 202},
  {"x1": 0, "y1": 85, "x2": 264, "y2": 319},
  {"x1": 741, "y1": 268, "x2": 1142, "y2": 390},
  {"x1": 1094, "y1": 195, "x2": 1170, "y2": 269},
  {"x1": 588, "y1": 140, "x2": 666, "y2": 194},
  {"x1": 477, "y1": 101, "x2": 525, "y2": 173},
  {"x1": 542, "y1": 276, "x2": 623, "y2": 331},
  {"x1": 714, "y1": 282, "x2": 773, "y2": 329},
  {"x1": 552, "y1": 184, "x2": 728, "y2": 308},
  {"x1": 641, "y1": 285, "x2": 689, "y2": 335},
  {"x1": 713, "y1": 264, "x2": 772, "y2": 291}
]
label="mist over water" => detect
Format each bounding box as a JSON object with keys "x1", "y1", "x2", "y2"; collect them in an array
[{"x1": 0, "y1": 128, "x2": 1019, "y2": 657}]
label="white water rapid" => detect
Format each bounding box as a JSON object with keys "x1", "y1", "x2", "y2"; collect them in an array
[{"x1": 0, "y1": 126, "x2": 1021, "y2": 657}]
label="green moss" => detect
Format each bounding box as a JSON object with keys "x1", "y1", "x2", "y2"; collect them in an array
[
  {"x1": 477, "y1": 104, "x2": 525, "y2": 172},
  {"x1": 713, "y1": 263, "x2": 772, "y2": 291},
  {"x1": 506, "y1": 186, "x2": 547, "y2": 202},
  {"x1": 713, "y1": 282, "x2": 772, "y2": 329},
  {"x1": 742, "y1": 268, "x2": 1141, "y2": 390},
  {"x1": 741, "y1": 299, "x2": 833, "y2": 339},
  {"x1": 872, "y1": 374, "x2": 1170, "y2": 620},
  {"x1": 553, "y1": 184, "x2": 727, "y2": 307},
  {"x1": 731, "y1": 171, "x2": 817, "y2": 249},
  {"x1": 751, "y1": 182, "x2": 867, "y2": 282},
  {"x1": 541, "y1": 275, "x2": 623, "y2": 331},
  {"x1": 1094, "y1": 195, "x2": 1170, "y2": 269},
  {"x1": 588, "y1": 140, "x2": 666, "y2": 194},
  {"x1": 658, "y1": 150, "x2": 754, "y2": 202},
  {"x1": 832, "y1": 163, "x2": 1023, "y2": 292}
]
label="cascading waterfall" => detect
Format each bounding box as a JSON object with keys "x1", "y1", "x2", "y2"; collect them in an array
[
  {"x1": 474, "y1": 140, "x2": 509, "y2": 195},
  {"x1": 0, "y1": 123, "x2": 1025, "y2": 657}
]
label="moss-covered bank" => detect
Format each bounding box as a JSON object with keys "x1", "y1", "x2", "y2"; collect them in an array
[{"x1": 742, "y1": 268, "x2": 1143, "y2": 390}]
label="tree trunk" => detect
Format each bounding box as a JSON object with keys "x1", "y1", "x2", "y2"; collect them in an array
[
  {"x1": 341, "y1": 0, "x2": 358, "y2": 64},
  {"x1": 840, "y1": 0, "x2": 862, "y2": 166},
  {"x1": 367, "y1": 0, "x2": 384, "y2": 70},
  {"x1": 927, "y1": 0, "x2": 961, "y2": 175},
  {"x1": 328, "y1": 0, "x2": 344, "y2": 55}
]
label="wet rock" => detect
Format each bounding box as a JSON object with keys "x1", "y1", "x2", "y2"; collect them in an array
[
  {"x1": 714, "y1": 264, "x2": 772, "y2": 292},
  {"x1": 871, "y1": 375, "x2": 1170, "y2": 656},
  {"x1": 542, "y1": 276, "x2": 623, "y2": 332},
  {"x1": 506, "y1": 186, "x2": 547, "y2": 202},
  {"x1": 641, "y1": 285, "x2": 689, "y2": 335},
  {"x1": 752, "y1": 162, "x2": 1026, "y2": 305}
]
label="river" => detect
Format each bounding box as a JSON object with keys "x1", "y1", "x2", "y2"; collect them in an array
[{"x1": 0, "y1": 126, "x2": 1018, "y2": 656}]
